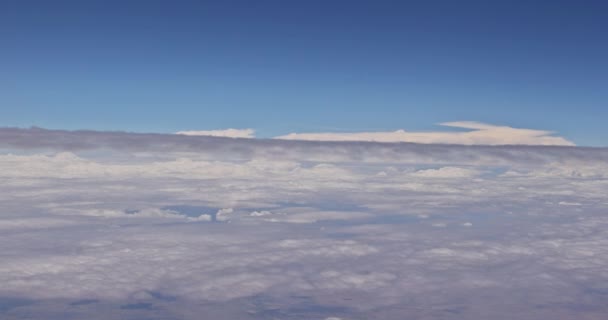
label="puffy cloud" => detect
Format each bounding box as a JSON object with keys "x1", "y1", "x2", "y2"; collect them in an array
[
  {"x1": 275, "y1": 121, "x2": 575, "y2": 146},
  {"x1": 175, "y1": 128, "x2": 255, "y2": 138},
  {"x1": 215, "y1": 208, "x2": 234, "y2": 222},
  {"x1": 249, "y1": 210, "x2": 273, "y2": 217}
]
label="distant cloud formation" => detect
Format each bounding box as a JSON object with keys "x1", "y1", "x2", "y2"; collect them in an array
[
  {"x1": 176, "y1": 128, "x2": 255, "y2": 138},
  {"x1": 173, "y1": 121, "x2": 574, "y2": 146},
  {"x1": 275, "y1": 121, "x2": 575, "y2": 146},
  {"x1": 0, "y1": 127, "x2": 603, "y2": 168}
]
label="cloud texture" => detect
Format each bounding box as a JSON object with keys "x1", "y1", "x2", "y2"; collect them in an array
[{"x1": 0, "y1": 127, "x2": 607, "y2": 320}]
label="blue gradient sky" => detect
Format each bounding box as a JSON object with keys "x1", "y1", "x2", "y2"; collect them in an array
[{"x1": 1, "y1": 0, "x2": 607, "y2": 145}]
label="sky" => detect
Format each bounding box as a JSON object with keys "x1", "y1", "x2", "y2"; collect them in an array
[
  {"x1": 2, "y1": 2, "x2": 608, "y2": 320},
  {"x1": 1, "y1": 0, "x2": 607, "y2": 145}
]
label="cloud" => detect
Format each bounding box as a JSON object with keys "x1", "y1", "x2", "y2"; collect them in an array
[
  {"x1": 175, "y1": 128, "x2": 255, "y2": 138},
  {"x1": 251, "y1": 209, "x2": 374, "y2": 224},
  {"x1": 275, "y1": 121, "x2": 575, "y2": 146},
  {"x1": 2, "y1": 125, "x2": 608, "y2": 319},
  {"x1": 0, "y1": 218, "x2": 77, "y2": 230},
  {"x1": 410, "y1": 166, "x2": 480, "y2": 178},
  {"x1": 215, "y1": 208, "x2": 234, "y2": 222},
  {"x1": 0, "y1": 127, "x2": 604, "y2": 168}
]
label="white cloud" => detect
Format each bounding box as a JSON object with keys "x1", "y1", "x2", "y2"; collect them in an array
[
  {"x1": 190, "y1": 214, "x2": 212, "y2": 221},
  {"x1": 249, "y1": 210, "x2": 274, "y2": 217},
  {"x1": 2, "y1": 126, "x2": 608, "y2": 319},
  {"x1": 410, "y1": 166, "x2": 480, "y2": 178},
  {"x1": 558, "y1": 201, "x2": 582, "y2": 206},
  {"x1": 175, "y1": 128, "x2": 255, "y2": 138},
  {"x1": 275, "y1": 121, "x2": 574, "y2": 146},
  {"x1": 215, "y1": 208, "x2": 234, "y2": 221}
]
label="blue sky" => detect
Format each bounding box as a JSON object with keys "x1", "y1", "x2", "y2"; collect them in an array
[{"x1": 1, "y1": 0, "x2": 607, "y2": 145}]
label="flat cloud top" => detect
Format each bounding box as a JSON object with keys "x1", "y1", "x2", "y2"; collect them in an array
[
  {"x1": 173, "y1": 121, "x2": 574, "y2": 146},
  {"x1": 175, "y1": 128, "x2": 255, "y2": 138},
  {"x1": 275, "y1": 121, "x2": 575, "y2": 146},
  {"x1": 0, "y1": 124, "x2": 607, "y2": 320}
]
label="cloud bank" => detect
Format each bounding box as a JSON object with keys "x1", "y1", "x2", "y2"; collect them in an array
[
  {"x1": 0, "y1": 127, "x2": 603, "y2": 167},
  {"x1": 1, "y1": 126, "x2": 607, "y2": 320},
  {"x1": 275, "y1": 121, "x2": 575, "y2": 146}
]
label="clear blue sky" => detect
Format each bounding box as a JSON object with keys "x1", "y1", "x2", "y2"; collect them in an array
[{"x1": 1, "y1": 0, "x2": 607, "y2": 145}]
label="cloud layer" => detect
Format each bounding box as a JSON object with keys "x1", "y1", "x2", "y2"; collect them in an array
[
  {"x1": 0, "y1": 126, "x2": 607, "y2": 319},
  {"x1": 0, "y1": 127, "x2": 603, "y2": 167}
]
